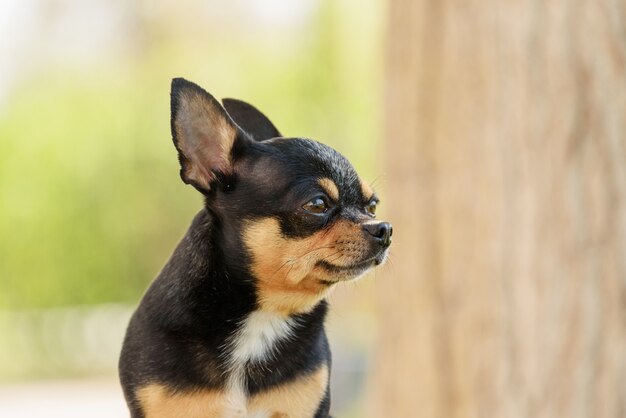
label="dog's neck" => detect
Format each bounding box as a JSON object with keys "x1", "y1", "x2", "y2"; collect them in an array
[{"x1": 142, "y1": 209, "x2": 328, "y2": 339}]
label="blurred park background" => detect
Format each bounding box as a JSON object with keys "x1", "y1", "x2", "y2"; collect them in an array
[
  {"x1": 0, "y1": 0, "x2": 384, "y2": 416},
  {"x1": 1, "y1": 0, "x2": 626, "y2": 417}
]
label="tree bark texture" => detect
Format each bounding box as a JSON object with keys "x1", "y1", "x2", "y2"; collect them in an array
[{"x1": 370, "y1": 1, "x2": 626, "y2": 417}]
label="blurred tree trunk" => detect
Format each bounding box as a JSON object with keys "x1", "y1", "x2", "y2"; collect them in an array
[{"x1": 369, "y1": 1, "x2": 626, "y2": 417}]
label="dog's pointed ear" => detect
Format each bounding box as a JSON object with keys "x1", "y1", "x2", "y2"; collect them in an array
[
  {"x1": 170, "y1": 78, "x2": 248, "y2": 192},
  {"x1": 222, "y1": 98, "x2": 281, "y2": 141}
]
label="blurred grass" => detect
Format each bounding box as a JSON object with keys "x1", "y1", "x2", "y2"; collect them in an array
[{"x1": 0, "y1": 0, "x2": 384, "y2": 310}]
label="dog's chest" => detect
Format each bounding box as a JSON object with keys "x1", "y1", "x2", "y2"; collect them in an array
[
  {"x1": 224, "y1": 311, "x2": 329, "y2": 418},
  {"x1": 223, "y1": 311, "x2": 295, "y2": 416},
  {"x1": 228, "y1": 310, "x2": 295, "y2": 365},
  {"x1": 134, "y1": 310, "x2": 328, "y2": 418}
]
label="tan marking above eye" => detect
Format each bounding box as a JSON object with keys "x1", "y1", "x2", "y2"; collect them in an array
[
  {"x1": 317, "y1": 178, "x2": 339, "y2": 201},
  {"x1": 248, "y1": 365, "x2": 329, "y2": 417},
  {"x1": 360, "y1": 178, "x2": 374, "y2": 200},
  {"x1": 243, "y1": 217, "x2": 367, "y2": 315}
]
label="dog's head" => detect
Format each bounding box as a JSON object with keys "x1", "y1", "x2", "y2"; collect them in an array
[{"x1": 170, "y1": 78, "x2": 392, "y2": 314}]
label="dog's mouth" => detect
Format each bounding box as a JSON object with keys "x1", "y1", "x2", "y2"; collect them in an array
[
  {"x1": 317, "y1": 259, "x2": 374, "y2": 274},
  {"x1": 316, "y1": 250, "x2": 388, "y2": 283}
]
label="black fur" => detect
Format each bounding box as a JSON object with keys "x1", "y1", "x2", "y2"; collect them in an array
[{"x1": 222, "y1": 98, "x2": 281, "y2": 141}]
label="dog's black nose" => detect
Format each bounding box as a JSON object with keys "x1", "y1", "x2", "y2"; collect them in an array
[{"x1": 363, "y1": 222, "x2": 393, "y2": 247}]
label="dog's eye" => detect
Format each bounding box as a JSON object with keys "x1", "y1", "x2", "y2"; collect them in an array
[
  {"x1": 303, "y1": 197, "x2": 328, "y2": 214},
  {"x1": 365, "y1": 201, "x2": 377, "y2": 217}
]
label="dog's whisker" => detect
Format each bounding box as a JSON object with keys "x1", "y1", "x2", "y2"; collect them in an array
[{"x1": 268, "y1": 244, "x2": 337, "y2": 280}]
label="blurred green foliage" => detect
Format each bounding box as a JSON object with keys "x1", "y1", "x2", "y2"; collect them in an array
[{"x1": 0, "y1": 0, "x2": 383, "y2": 309}]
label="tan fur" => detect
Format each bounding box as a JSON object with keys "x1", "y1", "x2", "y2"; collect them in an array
[
  {"x1": 137, "y1": 366, "x2": 328, "y2": 418},
  {"x1": 248, "y1": 365, "x2": 329, "y2": 418},
  {"x1": 174, "y1": 88, "x2": 237, "y2": 190},
  {"x1": 360, "y1": 178, "x2": 374, "y2": 200},
  {"x1": 243, "y1": 217, "x2": 366, "y2": 315},
  {"x1": 136, "y1": 384, "x2": 244, "y2": 418},
  {"x1": 317, "y1": 177, "x2": 339, "y2": 201}
]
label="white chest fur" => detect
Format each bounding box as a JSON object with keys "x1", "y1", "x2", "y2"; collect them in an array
[
  {"x1": 223, "y1": 311, "x2": 296, "y2": 416},
  {"x1": 229, "y1": 311, "x2": 296, "y2": 365}
]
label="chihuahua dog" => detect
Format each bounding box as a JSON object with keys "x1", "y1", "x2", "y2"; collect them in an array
[{"x1": 119, "y1": 78, "x2": 392, "y2": 418}]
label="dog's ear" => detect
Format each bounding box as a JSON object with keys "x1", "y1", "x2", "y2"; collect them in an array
[
  {"x1": 222, "y1": 98, "x2": 281, "y2": 141},
  {"x1": 171, "y1": 78, "x2": 247, "y2": 192}
]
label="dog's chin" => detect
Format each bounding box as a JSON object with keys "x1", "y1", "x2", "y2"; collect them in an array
[{"x1": 316, "y1": 250, "x2": 388, "y2": 284}]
